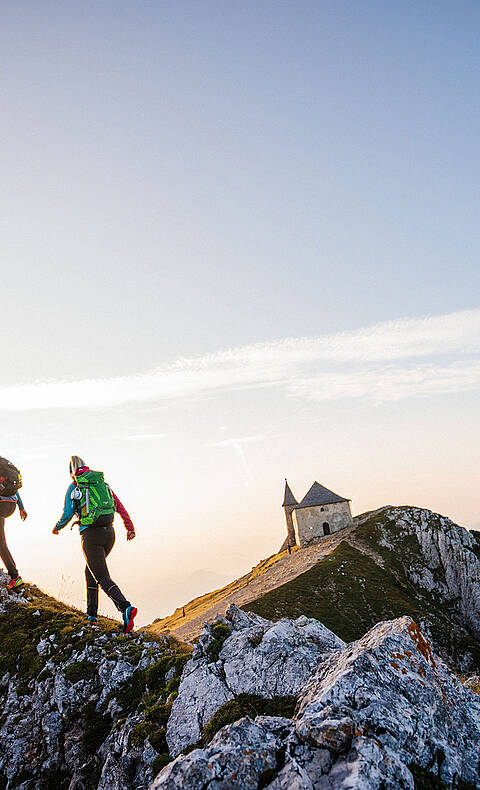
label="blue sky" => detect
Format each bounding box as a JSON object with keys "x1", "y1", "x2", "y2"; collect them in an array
[{"x1": 1, "y1": 2, "x2": 479, "y2": 623}]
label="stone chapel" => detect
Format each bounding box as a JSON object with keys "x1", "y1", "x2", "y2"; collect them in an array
[{"x1": 282, "y1": 479, "x2": 353, "y2": 549}]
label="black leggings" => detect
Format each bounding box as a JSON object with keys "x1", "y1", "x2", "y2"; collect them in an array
[
  {"x1": 81, "y1": 516, "x2": 131, "y2": 618},
  {"x1": 0, "y1": 501, "x2": 18, "y2": 579}
]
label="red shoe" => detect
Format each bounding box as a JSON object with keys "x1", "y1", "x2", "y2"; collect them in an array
[
  {"x1": 7, "y1": 576, "x2": 23, "y2": 590},
  {"x1": 123, "y1": 606, "x2": 137, "y2": 633}
]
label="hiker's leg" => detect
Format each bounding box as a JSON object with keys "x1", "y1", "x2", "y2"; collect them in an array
[
  {"x1": 0, "y1": 508, "x2": 18, "y2": 579},
  {"x1": 85, "y1": 564, "x2": 99, "y2": 618},
  {"x1": 82, "y1": 525, "x2": 131, "y2": 614},
  {"x1": 104, "y1": 524, "x2": 115, "y2": 558}
]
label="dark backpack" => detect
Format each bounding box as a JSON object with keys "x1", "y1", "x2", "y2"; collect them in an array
[{"x1": 0, "y1": 458, "x2": 22, "y2": 497}]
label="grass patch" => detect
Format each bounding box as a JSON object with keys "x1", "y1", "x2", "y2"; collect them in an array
[
  {"x1": 130, "y1": 720, "x2": 156, "y2": 747},
  {"x1": 199, "y1": 693, "x2": 297, "y2": 746},
  {"x1": 107, "y1": 647, "x2": 190, "y2": 716},
  {"x1": 145, "y1": 652, "x2": 190, "y2": 692},
  {"x1": 82, "y1": 701, "x2": 112, "y2": 754},
  {"x1": 151, "y1": 753, "x2": 171, "y2": 777},
  {"x1": 245, "y1": 540, "x2": 423, "y2": 643},
  {"x1": 64, "y1": 659, "x2": 97, "y2": 684},
  {"x1": 107, "y1": 667, "x2": 147, "y2": 714},
  {"x1": 409, "y1": 763, "x2": 446, "y2": 790},
  {"x1": 129, "y1": 719, "x2": 168, "y2": 752},
  {"x1": 149, "y1": 726, "x2": 168, "y2": 753},
  {"x1": 206, "y1": 623, "x2": 231, "y2": 663}
]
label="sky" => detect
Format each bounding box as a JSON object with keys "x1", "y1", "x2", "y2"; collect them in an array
[{"x1": 0, "y1": 1, "x2": 479, "y2": 626}]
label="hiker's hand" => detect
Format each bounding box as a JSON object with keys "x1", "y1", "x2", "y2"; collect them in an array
[
  {"x1": 126, "y1": 529, "x2": 135, "y2": 541},
  {"x1": 52, "y1": 528, "x2": 60, "y2": 535},
  {"x1": 19, "y1": 509, "x2": 27, "y2": 521}
]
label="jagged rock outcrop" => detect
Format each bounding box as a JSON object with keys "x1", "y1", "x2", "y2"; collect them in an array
[
  {"x1": 246, "y1": 506, "x2": 480, "y2": 672},
  {"x1": 0, "y1": 573, "x2": 191, "y2": 789},
  {"x1": 152, "y1": 616, "x2": 480, "y2": 790},
  {"x1": 380, "y1": 507, "x2": 480, "y2": 640},
  {"x1": 166, "y1": 604, "x2": 345, "y2": 757}
]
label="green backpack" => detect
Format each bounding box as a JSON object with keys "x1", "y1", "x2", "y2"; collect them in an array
[{"x1": 74, "y1": 470, "x2": 115, "y2": 526}]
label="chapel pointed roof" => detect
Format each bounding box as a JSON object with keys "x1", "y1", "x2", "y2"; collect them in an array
[
  {"x1": 282, "y1": 479, "x2": 298, "y2": 507},
  {"x1": 295, "y1": 481, "x2": 349, "y2": 509}
]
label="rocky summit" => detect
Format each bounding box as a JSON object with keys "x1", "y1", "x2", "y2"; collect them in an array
[
  {"x1": 154, "y1": 614, "x2": 480, "y2": 790},
  {"x1": 166, "y1": 605, "x2": 345, "y2": 757},
  {"x1": 150, "y1": 506, "x2": 480, "y2": 677},
  {"x1": 0, "y1": 505, "x2": 479, "y2": 789},
  {"x1": 245, "y1": 506, "x2": 480, "y2": 673}
]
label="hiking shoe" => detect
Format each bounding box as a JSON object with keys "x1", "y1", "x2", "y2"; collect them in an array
[
  {"x1": 123, "y1": 605, "x2": 137, "y2": 634},
  {"x1": 7, "y1": 576, "x2": 23, "y2": 590},
  {"x1": 86, "y1": 615, "x2": 98, "y2": 625}
]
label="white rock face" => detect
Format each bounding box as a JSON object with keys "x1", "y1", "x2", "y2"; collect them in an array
[
  {"x1": 383, "y1": 507, "x2": 480, "y2": 641},
  {"x1": 154, "y1": 616, "x2": 480, "y2": 790},
  {"x1": 166, "y1": 604, "x2": 345, "y2": 757}
]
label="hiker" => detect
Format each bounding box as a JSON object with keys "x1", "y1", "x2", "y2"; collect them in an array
[
  {"x1": 52, "y1": 456, "x2": 137, "y2": 633},
  {"x1": 0, "y1": 456, "x2": 27, "y2": 589}
]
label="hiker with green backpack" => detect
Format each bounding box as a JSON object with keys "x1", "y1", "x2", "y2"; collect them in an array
[{"x1": 53, "y1": 456, "x2": 137, "y2": 632}]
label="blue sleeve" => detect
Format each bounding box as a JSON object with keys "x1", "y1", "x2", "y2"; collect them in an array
[
  {"x1": 16, "y1": 492, "x2": 24, "y2": 510},
  {"x1": 55, "y1": 484, "x2": 77, "y2": 530}
]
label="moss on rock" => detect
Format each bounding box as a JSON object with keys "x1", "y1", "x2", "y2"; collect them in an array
[
  {"x1": 64, "y1": 659, "x2": 97, "y2": 684},
  {"x1": 206, "y1": 623, "x2": 231, "y2": 663},
  {"x1": 199, "y1": 693, "x2": 297, "y2": 746}
]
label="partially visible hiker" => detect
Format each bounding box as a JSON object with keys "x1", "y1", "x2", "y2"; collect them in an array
[
  {"x1": 53, "y1": 456, "x2": 137, "y2": 633},
  {"x1": 0, "y1": 456, "x2": 27, "y2": 589}
]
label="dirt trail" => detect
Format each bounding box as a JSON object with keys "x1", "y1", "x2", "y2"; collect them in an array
[{"x1": 148, "y1": 523, "x2": 360, "y2": 641}]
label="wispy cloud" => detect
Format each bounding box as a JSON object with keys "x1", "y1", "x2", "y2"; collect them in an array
[
  {"x1": 1, "y1": 310, "x2": 479, "y2": 411},
  {"x1": 209, "y1": 436, "x2": 265, "y2": 484}
]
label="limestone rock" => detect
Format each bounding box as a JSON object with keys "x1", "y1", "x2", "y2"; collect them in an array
[
  {"x1": 154, "y1": 616, "x2": 480, "y2": 789},
  {"x1": 295, "y1": 714, "x2": 353, "y2": 753},
  {"x1": 153, "y1": 717, "x2": 283, "y2": 789},
  {"x1": 383, "y1": 507, "x2": 480, "y2": 643},
  {"x1": 166, "y1": 603, "x2": 345, "y2": 756},
  {"x1": 0, "y1": 570, "x2": 185, "y2": 790}
]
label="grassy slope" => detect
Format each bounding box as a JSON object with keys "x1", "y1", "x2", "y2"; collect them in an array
[
  {"x1": 0, "y1": 579, "x2": 189, "y2": 681},
  {"x1": 147, "y1": 546, "x2": 302, "y2": 636},
  {"x1": 0, "y1": 583, "x2": 191, "y2": 786},
  {"x1": 0, "y1": 583, "x2": 126, "y2": 683},
  {"x1": 246, "y1": 540, "x2": 422, "y2": 640},
  {"x1": 148, "y1": 526, "x2": 362, "y2": 640},
  {"x1": 245, "y1": 510, "x2": 480, "y2": 671}
]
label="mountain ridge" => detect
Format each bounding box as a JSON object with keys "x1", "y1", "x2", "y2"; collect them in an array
[{"x1": 149, "y1": 505, "x2": 480, "y2": 672}]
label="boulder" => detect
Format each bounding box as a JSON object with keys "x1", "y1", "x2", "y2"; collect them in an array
[
  {"x1": 155, "y1": 616, "x2": 480, "y2": 789},
  {"x1": 166, "y1": 604, "x2": 345, "y2": 756}
]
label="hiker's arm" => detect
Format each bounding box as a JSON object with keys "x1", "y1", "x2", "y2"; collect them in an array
[
  {"x1": 54, "y1": 484, "x2": 76, "y2": 532},
  {"x1": 112, "y1": 491, "x2": 135, "y2": 539},
  {"x1": 16, "y1": 492, "x2": 27, "y2": 520}
]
